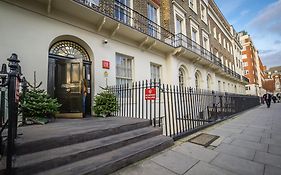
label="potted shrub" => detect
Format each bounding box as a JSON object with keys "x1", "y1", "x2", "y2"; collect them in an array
[
  {"x1": 93, "y1": 90, "x2": 118, "y2": 117},
  {"x1": 20, "y1": 89, "x2": 61, "y2": 124}
]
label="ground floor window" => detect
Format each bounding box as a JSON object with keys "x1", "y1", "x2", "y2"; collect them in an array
[
  {"x1": 116, "y1": 53, "x2": 133, "y2": 85},
  {"x1": 150, "y1": 63, "x2": 161, "y2": 80}
]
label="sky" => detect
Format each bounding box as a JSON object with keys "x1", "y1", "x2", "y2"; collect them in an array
[{"x1": 215, "y1": 0, "x2": 281, "y2": 69}]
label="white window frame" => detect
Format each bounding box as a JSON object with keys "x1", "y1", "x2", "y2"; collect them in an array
[
  {"x1": 116, "y1": 53, "x2": 134, "y2": 85},
  {"x1": 223, "y1": 38, "x2": 226, "y2": 48},
  {"x1": 218, "y1": 33, "x2": 221, "y2": 44},
  {"x1": 150, "y1": 63, "x2": 161, "y2": 80},
  {"x1": 179, "y1": 67, "x2": 186, "y2": 87},
  {"x1": 190, "y1": 20, "x2": 200, "y2": 44},
  {"x1": 189, "y1": 0, "x2": 198, "y2": 13},
  {"x1": 86, "y1": 0, "x2": 100, "y2": 6},
  {"x1": 200, "y1": 2, "x2": 207, "y2": 23},
  {"x1": 213, "y1": 27, "x2": 217, "y2": 39},
  {"x1": 173, "y1": 5, "x2": 186, "y2": 35},
  {"x1": 202, "y1": 30, "x2": 209, "y2": 51},
  {"x1": 147, "y1": 2, "x2": 160, "y2": 38},
  {"x1": 114, "y1": 0, "x2": 132, "y2": 25}
]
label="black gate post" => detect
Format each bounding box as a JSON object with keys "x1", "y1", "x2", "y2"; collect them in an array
[
  {"x1": 0, "y1": 64, "x2": 8, "y2": 127},
  {"x1": 6, "y1": 53, "x2": 20, "y2": 175}
]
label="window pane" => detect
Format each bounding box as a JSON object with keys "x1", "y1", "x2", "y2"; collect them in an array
[
  {"x1": 116, "y1": 53, "x2": 133, "y2": 85},
  {"x1": 71, "y1": 63, "x2": 80, "y2": 83}
]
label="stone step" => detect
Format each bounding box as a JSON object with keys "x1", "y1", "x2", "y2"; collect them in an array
[
  {"x1": 16, "y1": 119, "x2": 151, "y2": 155},
  {"x1": 36, "y1": 135, "x2": 173, "y2": 175},
  {"x1": 15, "y1": 127, "x2": 162, "y2": 175}
]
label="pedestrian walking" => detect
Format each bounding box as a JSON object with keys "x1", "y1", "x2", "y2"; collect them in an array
[{"x1": 263, "y1": 92, "x2": 272, "y2": 108}]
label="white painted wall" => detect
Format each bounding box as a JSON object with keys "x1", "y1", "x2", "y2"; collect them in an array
[{"x1": 0, "y1": 1, "x2": 246, "y2": 97}]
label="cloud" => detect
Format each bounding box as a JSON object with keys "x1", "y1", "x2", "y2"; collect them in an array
[
  {"x1": 259, "y1": 49, "x2": 275, "y2": 54},
  {"x1": 215, "y1": 0, "x2": 245, "y2": 17},
  {"x1": 261, "y1": 50, "x2": 281, "y2": 68},
  {"x1": 274, "y1": 40, "x2": 281, "y2": 44},
  {"x1": 240, "y1": 10, "x2": 249, "y2": 16},
  {"x1": 250, "y1": 0, "x2": 281, "y2": 35}
]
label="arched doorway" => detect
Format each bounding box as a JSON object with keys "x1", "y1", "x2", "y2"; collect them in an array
[{"x1": 48, "y1": 40, "x2": 92, "y2": 118}]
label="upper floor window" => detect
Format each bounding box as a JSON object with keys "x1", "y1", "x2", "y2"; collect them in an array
[
  {"x1": 150, "y1": 63, "x2": 161, "y2": 80},
  {"x1": 147, "y1": 3, "x2": 159, "y2": 38},
  {"x1": 114, "y1": 0, "x2": 131, "y2": 25},
  {"x1": 176, "y1": 16, "x2": 183, "y2": 34},
  {"x1": 116, "y1": 53, "x2": 133, "y2": 85},
  {"x1": 189, "y1": 0, "x2": 197, "y2": 13},
  {"x1": 202, "y1": 30, "x2": 209, "y2": 51},
  {"x1": 192, "y1": 28, "x2": 198, "y2": 42},
  {"x1": 218, "y1": 33, "x2": 221, "y2": 44},
  {"x1": 213, "y1": 27, "x2": 217, "y2": 39},
  {"x1": 223, "y1": 38, "x2": 226, "y2": 48},
  {"x1": 85, "y1": 0, "x2": 100, "y2": 6},
  {"x1": 200, "y1": 3, "x2": 207, "y2": 23}
]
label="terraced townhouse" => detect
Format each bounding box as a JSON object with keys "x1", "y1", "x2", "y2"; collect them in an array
[{"x1": 0, "y1": 0, "x2": 249, "y2": 117}]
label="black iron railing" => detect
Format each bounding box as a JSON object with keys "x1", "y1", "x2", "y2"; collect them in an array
[
  {"x1": 109, "y1": 80, "x2": 260, "y2": 139},
  {"x1": 75, "y1": 0, "x2": 175, "y2": 46},
  {"x1": 0, "y1": 54, "x2": 27, "y2": 174}
]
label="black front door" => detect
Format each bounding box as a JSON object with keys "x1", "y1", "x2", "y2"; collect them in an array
[{"x1": 54, "y1": 58, "x2": 83, "y2": 114}]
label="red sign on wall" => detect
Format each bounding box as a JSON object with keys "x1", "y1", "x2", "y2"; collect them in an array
[
  {"x1": 102, "y1": 60, "x2": 110, "y2": 69},
  {"x1": 145, "y1": 88, "x2": 156, "y2": 100}
]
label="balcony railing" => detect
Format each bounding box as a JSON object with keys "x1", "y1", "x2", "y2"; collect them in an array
[
  {"x1": 75, "y1": 0, "x2": 175, "y2": 46},
  {"x1": 74, "y1": 0, "x2": 246, "y2": 82}
]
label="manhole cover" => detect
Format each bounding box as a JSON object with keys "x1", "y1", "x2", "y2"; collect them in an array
[{"x1": 188, "y1": 133, "x2": 220, "y2": 147}]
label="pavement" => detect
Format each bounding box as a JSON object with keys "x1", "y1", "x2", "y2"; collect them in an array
[{"x1": 112, "y1": 103, "x2": 281, "y2": 175}]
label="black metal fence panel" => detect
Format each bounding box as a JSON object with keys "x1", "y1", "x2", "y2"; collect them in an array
[{"x1": 109, "y1": 80, "x2": 260, "y2": 138}]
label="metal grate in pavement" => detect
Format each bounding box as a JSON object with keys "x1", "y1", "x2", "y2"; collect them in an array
[{"x1": 188, "y1": 133, "x2": 220, "y2": 147}]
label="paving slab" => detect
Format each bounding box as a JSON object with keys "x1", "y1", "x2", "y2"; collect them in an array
[
  {"x1": 268, "y1": 144, "x2": 281, "y2": 156},
  {"x1": 264, "y1": 165, "x2": 281, "y2": 175},
  {"x1": 112, "y1": 160, "x2": 177, "y2": 175},
  {"x1": 184, "y1": 161, "x2": 237, "y2": 175},
  {"x1": 211, "y1": 153, "x2": 264, "y2": 175},
  {"x1": 110, "y1": 104, "x2": 281, "y2": 175},
  {"x1": 221, "y1": 137, "x2": 233, "y2": 144},
  {"x1": 241, "y1": 130, "x2": 269, "y2": 138},
  {"x1": 215, "y1": 143, "x2": 256, "y2": 160},
  {"x1": 231, "y1": 133, "x2": 261, "y2": 143},
  {"x1": 254, "y1": 151, "x2": 281, "y2": 168},
  {"x1": 261, "y1": 137, "x2": 281, "y2": 146},
  {"x1": 172, "y1": 142, "x2": 219, "y2": 163},
  {"x1": 151, "y1": 150, "x2": 199, "y2": 174},
  {"x1": 230, "y1": 139, "x2": 268, "y2": 152}
]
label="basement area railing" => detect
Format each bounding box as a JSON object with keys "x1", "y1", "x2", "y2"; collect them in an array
[{"x1": 108, "y1": 79, "x2": 260, "y2": 139}]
